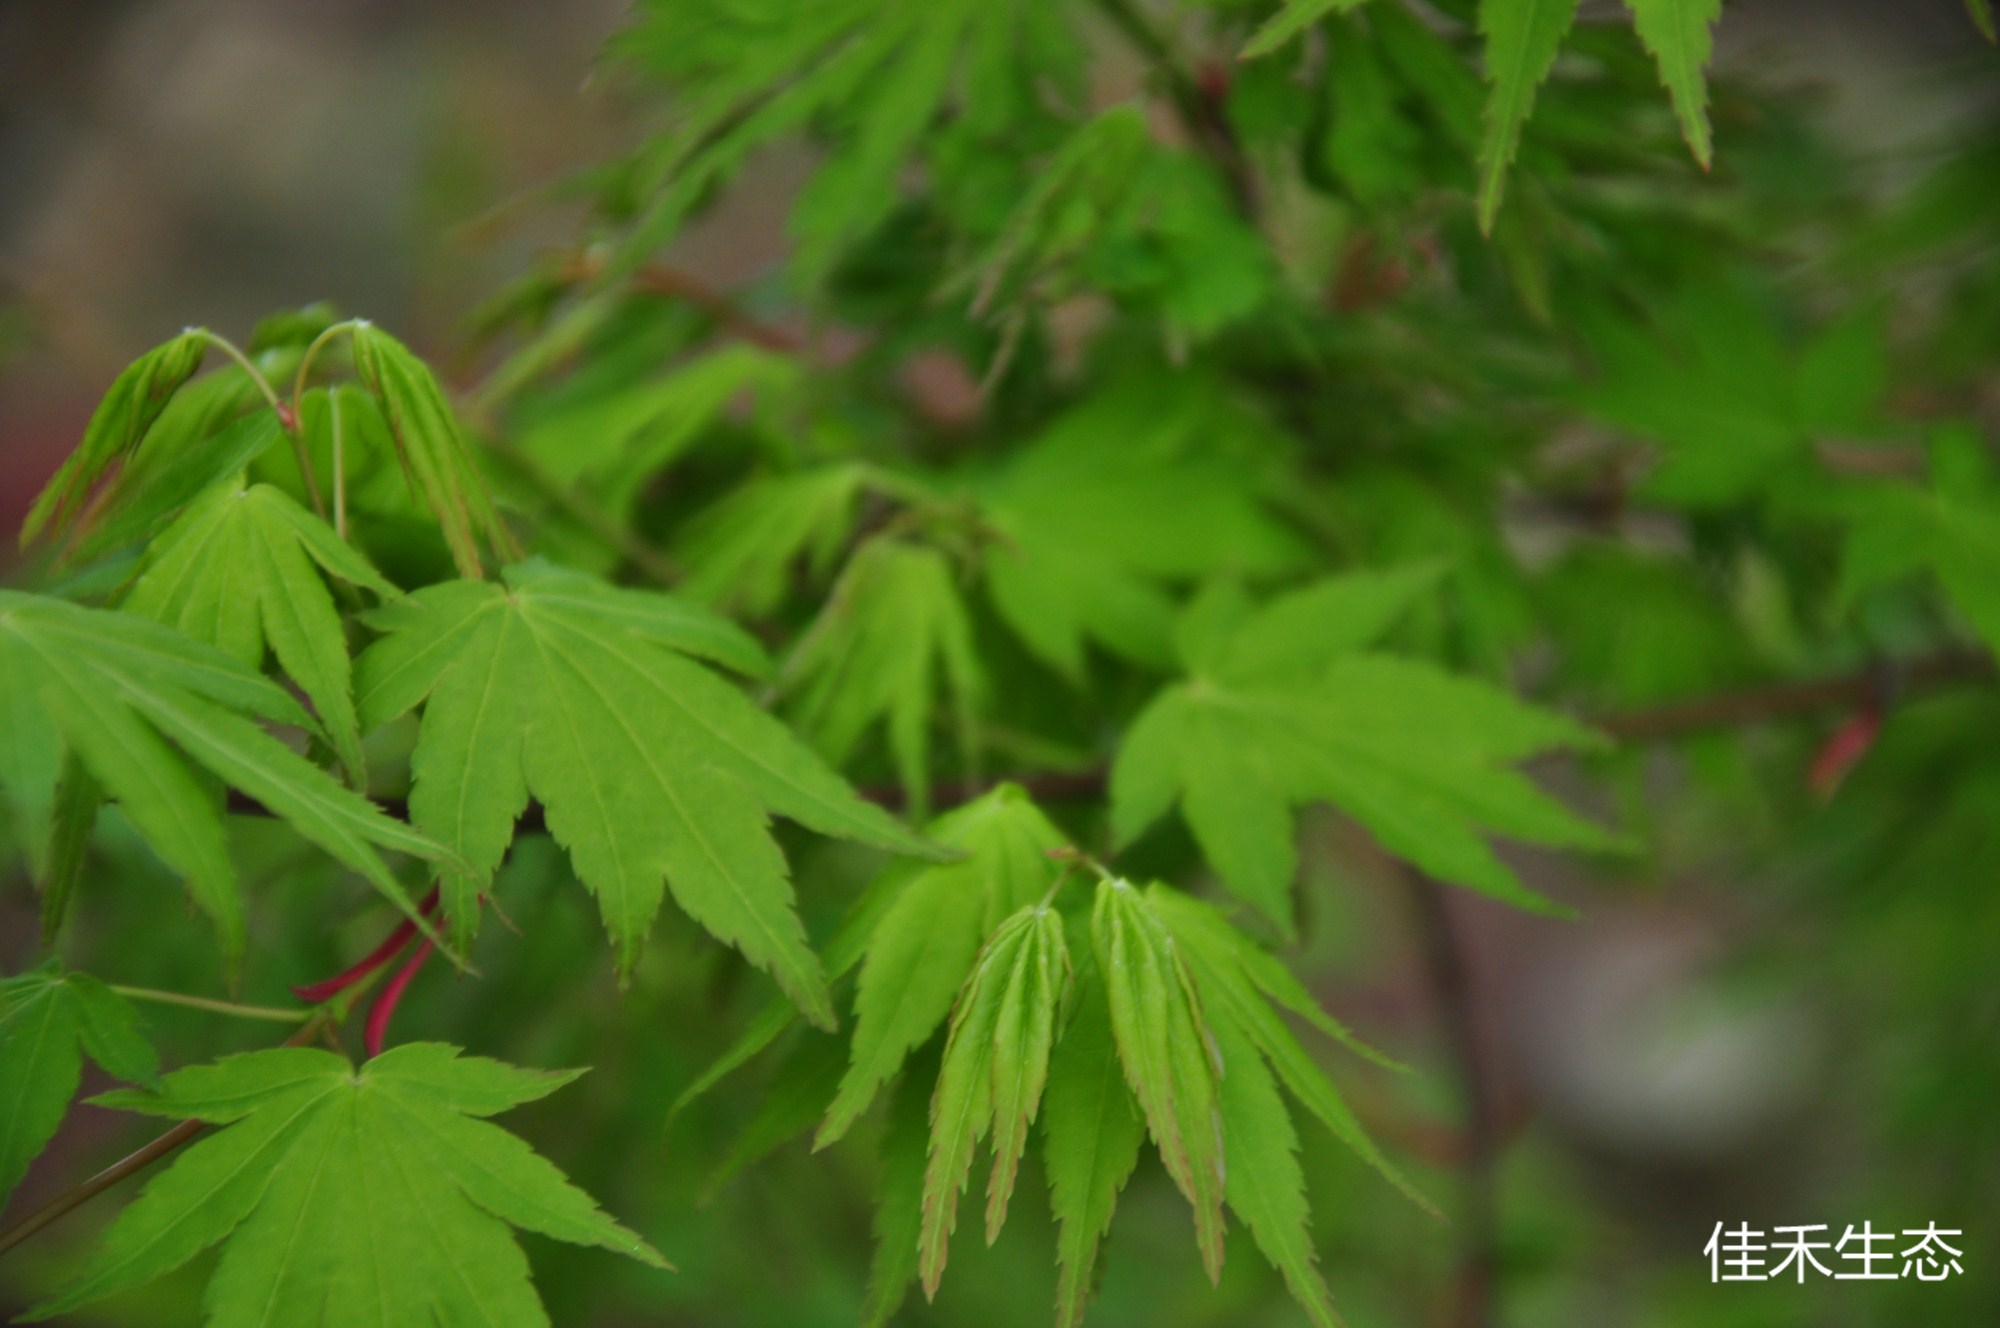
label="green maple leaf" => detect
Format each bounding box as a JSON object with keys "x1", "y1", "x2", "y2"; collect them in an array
[
  {"x1": 817, "y1": 783, "x2": 1067, "y2": 1146},
  {"x1": 782, "y1": 537, "x2": 986, "y2": 819},
  {"x1": 675, "y1": 464, "x2": 870, "y2": 617},
  {"x1": 0, "y1": 592, "x2": 448, "y2": 962},
  {"x1": 349, "y1": 322, "x2": 520, "y2": 580},
  {"x1": 1, "y1": 963, "x2": 158, "y2": 1209},
  {"x1": 125, "y1": 480, "x2": 400, "y2": 784},
  {"x1": 27, "y1": 1043, "x2": 668, "y2": 1327},
  {"x1": 610, "y1": 0, "x2": 1081, "y2": 287},
  {"x1": 918, "y1": 901, "x2": 1068, "y2": 1296},
  {"x1": 22, "y1": 331, "x2": 208, "y2": 548},
  {"x1": 1623, "y1": 0, "x2": 1722, "y2": 168},
  {"x1": 1240, "y1": 0, "x2": 1371, "y2": 62},
  {"x1": 1112, "y1": 568, "x2": 1619, "y2": 930},
  {"x1": 1474, "y1": 0, "x2": 1580, "y2": 232},
  {"x1": 354, "y1": 557, "x2": 947, "y2": 1021},
  {"x1": 1841, "y1": 427, "x2": 2000, "y2": 657},
  {"x1": 976, "y1": 377, "x2": 1304, "y2": 680}
]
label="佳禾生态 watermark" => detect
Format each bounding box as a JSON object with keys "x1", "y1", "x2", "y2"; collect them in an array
[{"x1": 1704, "y1": 1222, "x2": 1963, "y2": 1283}]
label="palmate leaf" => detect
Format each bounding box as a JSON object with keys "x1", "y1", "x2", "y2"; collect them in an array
[
  {"x1": 26, "y1": 1043, "x2": 668, "y2": 1327},
  {"x1": 675, "y1": 464, "x2": 869, "y2": 617},
  {"x1": 126, "y1": 481, "x2": 399, "y2": 784},
  {"x1": 917, "y1": 903, "x2": 1068, "y2": 1296},
  {"x1": 817, "y1": 783, "x2": 1066, "y2": 1146},
  {"x1": 783, "y1": 537, "x2": 987, "y2": 819},
  {"x1": 0, "y1": 592, "x2": 449, "y2": 962},
  {"x1": 1113, "y1": 569, "x2": 1619, "y2": 930},
  {"x1": 0, "y1": 962, "x2": 157, "y2": 1209},
  {"x1": 975, "y1": 377, "x2": 1305, "y2": 681},
  {"x1": 1090, "y1": 877, "x2": 1227, "y2": 1281},
  {"x1": 1474, "y1": 0, "x2": 1580, "y2": 233},
  {"x1": 354, "y1": 557, "x2": 946, "y2": 1019}
]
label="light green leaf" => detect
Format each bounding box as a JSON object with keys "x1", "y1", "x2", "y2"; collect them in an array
[
  {"x1": 1240, "y1": 0, "x2": 1370, "y2": 61},
  {"x1": 0, "y1": 592, "x2": 449, "y2": 965},
  {"x1": 357, "y1": 558, "x2": 941, "y2": 1014},
  {"x1": 126, "y1": 482, "x2": 399, "y2": 784},
  {"x1": 23, "y1": 330, "x2": 207, "y2": 547},
  {"x1": 1474, "y1": 0, "x2": 1580, "y2": 232},
  {"x1": 1115, "y1": 586, "x2": 1618, "y2": 923},
  {"x1": 860, "y1": 1057, "x2": 932, "y2": 1328},
  {"x1": 818, "y1": 784, "x2": 1066, "y2": 1147},
  {"x1": 1090, "y1": 877, "x2": 1227, "y2": 1281},
  {"x1": 350, "y1": 322, "x2": 519, "y2": 579},
  {"x1": 784, "y1": 538, "x2": 987, "y2": 818},
  {"x1": 676, "y1": 464, "x2": 869, "y2": 617},
  {"x1": 917, "y1": 905, "x2": 1067, "y2": 1296},
  {"x1": 0, "y1": 964, "x2": 158, "y2": 1209},
  {"x1": 1624, "y1": 0, "x2": 1722, "y2": 168},
  {"x1": 28, "y1": 1043, "x2": 667, "y2": 1326},
  {"x1": 1043, "y1": 965, "x2": 1145, "y2": 1328}
]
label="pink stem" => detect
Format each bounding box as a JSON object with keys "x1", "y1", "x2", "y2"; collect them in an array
[
  {"x1": 290, "y1": 886, "x2": 440, "y2": 1004},
  {"x1": 364, "y1": 937, "x2": 437, "y2": 1057}
]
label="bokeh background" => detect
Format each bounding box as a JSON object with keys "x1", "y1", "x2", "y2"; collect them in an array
[{"x1": 2, "y1": 2, "x2": 1995, "y2": 1326}]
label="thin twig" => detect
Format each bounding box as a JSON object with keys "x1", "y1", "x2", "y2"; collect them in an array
[
  {"x1": 108, "y1": 986, "x2": 310, "y2": 1024},
  {"x1": 0, "y1": 1013, "x2": 328, "y2": 1258}
]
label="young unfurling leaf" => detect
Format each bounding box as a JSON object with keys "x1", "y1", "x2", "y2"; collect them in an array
[
  {"x1": 355, "y1": 558, "x2": 946, "y2": 1013},
  {"x1": 918, "y1": 903, "x2": 1068, "y2": 1296},
  {"x1": 21, "y1": 330, "x2": 208, "y2": 547},
  {"x1": 26, "y1": 1043, "x2": 668, "y2": 1326},
  {"x1": 350, "y1": 322, "x2": 519, "y2": 579},
  {"x1": 0, "y1": 592, "x2": 449, "y2": 963},
  {"x1": 1089, "y1": 876, "x2": 1227, "y2": 1281},
  {"x1": 0, "y1": 963, "x2": 157, "y2": 1210},
  {"x1": 125, "y1": 481, "x2": 399, "y2": 784},
  {"x1": 818, "y1": 782, "x2": 1066, "y2": 1146}
]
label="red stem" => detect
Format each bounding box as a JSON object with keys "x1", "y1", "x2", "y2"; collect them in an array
[
  {"x1": 364, "y1": 937, "x2": 437, "y2": 1057},
  {"x1": 291, "y1": 886, "x2": 440, "y2": 1004}
]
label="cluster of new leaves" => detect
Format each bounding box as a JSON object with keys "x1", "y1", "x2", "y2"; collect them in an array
[{"x1": 674, "y1": 786, "x2": 1433, "y2": 1328}]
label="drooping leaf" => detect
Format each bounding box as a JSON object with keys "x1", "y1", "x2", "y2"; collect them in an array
[
  {"x1": 860, "y1": 1053, "x2": 933, "y2": 1328},
  {"x1": 349, "y1": 322, "x2": 519, "y2": 579},
  {"x1": 1042, "y1": 959, "x2": 1145, "y2": 1328},
  {"x1": 0, "y1": 963, "x2": 158, "y2": 1209},
  {"x1": 356, "y1": 557, "x2": 945, "y2": 1013},
  {"x1": 1114, "y1": 573, "x2": 1619, "y2": 926},
  {"x1": 22, "y1": 330, "x2": 208, "y2": 547},
  {"x1": 784, "y1": 538, "x2": 987, "y2": 818},
  {"x1": 818, "y1": 783, "x2": 1066, "y2": 1146},
  {"x1": 27, "y1": 1043, "x2": 668, "y2": 1326},
  {"x1": 0, "y1": 592, "x2": 449, "y2": 963},
  {"x1": 1089, "y1": 876, "x2": 1227, "y2": 1281},
  {"x1": 126, "y1": 481, "x2": 399, "y2": 784},
  {"x1": 71, "y1": 409, "x2": 284, "y2": 563},
  {"x1": 917, "y1": 903, "x2": 1067, "y2": 1296},
  {"x1": 1474, "y1": 0, "x2": 1580, "y2": 232},
  {"x1": 1624, "y1": 0, "x2": 1722, "y2": 168}
]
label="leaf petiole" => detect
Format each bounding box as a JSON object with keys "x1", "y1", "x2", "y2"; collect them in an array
[{"x1": 108, "y1": 985, "x2": 311, "y2": 1024}]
